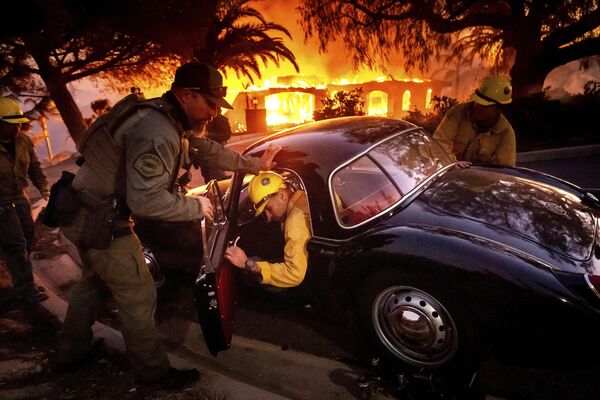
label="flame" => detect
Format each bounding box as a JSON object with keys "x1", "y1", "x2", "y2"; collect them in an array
[
  {"x1": 135, "y1": 0, "x2": 444, "y2": 132},
  {"x1": 232, "y1": 74, "x2": 436, "y2": 129},
  {"x1": 265, "y1": 92, "x2": 314, "y2": 125},
  {"x1": 367, "y1": 91, "x2": 388, "y2": 116}
]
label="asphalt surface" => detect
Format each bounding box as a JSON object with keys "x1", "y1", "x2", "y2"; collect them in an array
[{"x1": 519, "y1": 154, "x2": 600, "y2": 193}]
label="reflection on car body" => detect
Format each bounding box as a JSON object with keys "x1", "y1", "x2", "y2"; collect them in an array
[{"x1": 141, "y1": 116, "x2": 600, "y2": 387}]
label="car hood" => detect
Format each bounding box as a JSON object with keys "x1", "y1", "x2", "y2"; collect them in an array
[{"x1": 427, "y1": 167, "x2": 597, "y2": 262}]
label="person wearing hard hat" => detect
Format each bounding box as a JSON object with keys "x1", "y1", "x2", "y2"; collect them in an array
[
  {"x1": 225, "y1": 171, "x2": 311, "y2": 288},
  {"x1": 0, "y1": 96, "x2": 49, "y2": 303},
  {"x1": 433, "y1": 76, "x2": 516, "y2": 167}
]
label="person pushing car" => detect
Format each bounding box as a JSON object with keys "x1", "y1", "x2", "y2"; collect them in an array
[{"x1": 433, "y1": 75, "x2": 516, "y2": 167}]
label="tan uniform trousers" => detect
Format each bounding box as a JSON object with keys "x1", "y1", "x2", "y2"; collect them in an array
[{"x1": 58, "y1": 208, "x2": 169, "y2": 381}]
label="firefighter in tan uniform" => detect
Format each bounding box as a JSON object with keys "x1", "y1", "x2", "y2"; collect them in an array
[
  {"x1": 0, "y1": 97, "x2": 49, "y2": 303},
  {"x1": 57, "y1": 63, "x2": 280, "y2": 388},
  {"x1": 434, "y1": 76, "x2": 516, "y2": 167},
  {"x1": 225, "y1": 171, "x2": 311, "y2": 288}
]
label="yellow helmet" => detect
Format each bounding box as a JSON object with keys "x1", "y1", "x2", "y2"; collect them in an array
[
  {"x1": 0, "y1": 97, "x2": 29, "y2": 124},
  {"x1": 248, "y1": 171, "x2": 285, "y2": 216},
  {"x1": 470, "y1": 76, "x2": 512, "y2": 106}
]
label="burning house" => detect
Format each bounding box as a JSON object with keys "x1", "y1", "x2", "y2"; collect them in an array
[{"x1": 225, "y1": 76, "x2": 449, "y2": 133}]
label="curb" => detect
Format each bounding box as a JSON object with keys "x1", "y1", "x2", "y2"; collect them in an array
[{"x1": 517, "y1": 144, "x2": 600, "y2": 163}]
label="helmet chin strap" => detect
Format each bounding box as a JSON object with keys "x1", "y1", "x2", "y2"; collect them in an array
[{"x1": 474, "y1": 89, "x2": 501, "y2": 105}]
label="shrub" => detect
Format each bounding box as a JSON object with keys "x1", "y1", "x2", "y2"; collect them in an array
[{"x1": 314, "y1": 88, "x2": 365, "y2": 121}]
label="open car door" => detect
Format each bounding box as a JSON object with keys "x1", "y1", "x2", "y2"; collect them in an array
[{"x1": 193, "y1": 179, "x2": 236, "y2": 356}]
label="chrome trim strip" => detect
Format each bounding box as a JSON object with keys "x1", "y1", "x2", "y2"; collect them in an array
[
  {"x1": 312, "y1": 223, "x2": 559, "y2": 273},
  {"x1": 327, "y1": 127, "x2": 453, "y2": 230}
]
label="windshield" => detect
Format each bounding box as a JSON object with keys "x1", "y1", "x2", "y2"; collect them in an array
[{"x1": 331, "y1": 129, "x2": 451, "y2": 227}]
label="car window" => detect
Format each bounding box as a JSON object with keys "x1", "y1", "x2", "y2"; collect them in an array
[
  {"x1": 369, "y1": 130, "x2": 451, "y2": 194},
  {"x1": 332, "y1": 156, "x2": 401, "y2": 226},
  {"x1": 331, "y1": 130, "x2": 450, "y2": 227}
]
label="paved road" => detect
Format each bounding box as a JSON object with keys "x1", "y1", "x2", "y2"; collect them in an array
[{"x1": 519, "y1": 154, "x2": 600, "y2": 193}]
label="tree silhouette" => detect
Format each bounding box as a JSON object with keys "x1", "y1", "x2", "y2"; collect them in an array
[
  {"x1": 0, "y1": 0, "x2": 217, "y2": 142},
  {"x1": 299, "y1": 0, "x2": 600, "y2": 97},
  {"x1": 195, "y1": 0, "x2": 299, "y2": 83}
]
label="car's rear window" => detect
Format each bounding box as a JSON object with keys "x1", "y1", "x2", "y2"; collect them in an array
[{"x1": 331, "y1": 129, "x2": 450, "y2": 227}]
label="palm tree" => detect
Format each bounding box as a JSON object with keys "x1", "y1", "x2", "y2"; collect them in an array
[{"x1": 195, "y1": 0, "x2": 299, "y2": 83}]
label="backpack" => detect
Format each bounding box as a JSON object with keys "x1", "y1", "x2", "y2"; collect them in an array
[{"x1": 76, "y1": 93, "x2": 177, "y2": 190}]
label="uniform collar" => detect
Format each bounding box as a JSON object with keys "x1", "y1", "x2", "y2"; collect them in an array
[{"x1": 286, "y1": 190, "x2": 305, "y2": 216}]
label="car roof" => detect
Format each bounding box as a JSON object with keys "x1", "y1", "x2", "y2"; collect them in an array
[
  {"x1": 244, "y1": 116, "x2": 417, "y2": 174},
  {"x1": 243, "y1": 117, "x2": 419, "y2": 239}
]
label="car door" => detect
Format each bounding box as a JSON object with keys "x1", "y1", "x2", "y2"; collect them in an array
[{"x1": 193, "y1": 179, "x2": 238, "y2": 356}]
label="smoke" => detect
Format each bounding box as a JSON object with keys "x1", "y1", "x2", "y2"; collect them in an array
[
  {"x1": 237, "y1": 0, "x2": 415, "y2": 86},
  {"x1": 544, "y1": 60, "x2": 600, "y2": 98}
]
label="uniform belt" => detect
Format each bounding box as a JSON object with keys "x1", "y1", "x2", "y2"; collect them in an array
[{"x1": 112, "y1": 226, "x2": 133, "y2": 239}]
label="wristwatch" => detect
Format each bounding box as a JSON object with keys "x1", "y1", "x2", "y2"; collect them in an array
[{"x1": 245, "y1": 258, "x2": 258, "y2": 274}]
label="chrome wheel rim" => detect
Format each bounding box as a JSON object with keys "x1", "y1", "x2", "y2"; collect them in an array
[{"x1": 372, "y1": 286, "x2": 458, "y2": 367}]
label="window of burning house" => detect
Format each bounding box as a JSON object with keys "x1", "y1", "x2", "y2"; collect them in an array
[
  {"x1": 402, "y1": 90, "x2": 411, "y2": 111},
  {"x1": 265, "y1": 92, "x2": 314, "y2": 126},
  {"x1": 367, "y1": 90, "x2": 389, "y2": 116},
  {"x1": 425, "y1": 89, "x2": 433, "y2": 110}
]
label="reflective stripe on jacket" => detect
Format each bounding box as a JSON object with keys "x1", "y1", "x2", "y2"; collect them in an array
[
  {"x1": 257, "y1": 190, "x2": 311, "y2": 288},
  {"x1": 433, "y1": 102, "x2": 516, "y2": 167}
]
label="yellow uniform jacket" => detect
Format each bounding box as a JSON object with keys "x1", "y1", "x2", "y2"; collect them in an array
[
  {"x1": 433, "y1": 102, "x2": 516, "y2": 167},
  {"x1": 257, "y1": 190, "x2": 311, "y2": 288},
  {"x1": 0, "y1": 133, "x2": 48, "y2": 199}
]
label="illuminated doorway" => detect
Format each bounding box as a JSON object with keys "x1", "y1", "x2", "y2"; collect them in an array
[
  {"x1": 265, "y1": 92, "x2": 314, "y2": 125},
  {"x1": 402, "y1": 90, "x2": 411, "y2": 111},
  {"x1": 367, "y1": 91, "x2": 388, "y2": 116},
  {"x1": 425, "y1": 89, "x2": 433, "y2": 110}
]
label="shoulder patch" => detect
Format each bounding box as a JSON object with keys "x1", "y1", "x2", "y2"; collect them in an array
[{"x1": 134, "y1": 153, "x2": 165, "y2": 178}]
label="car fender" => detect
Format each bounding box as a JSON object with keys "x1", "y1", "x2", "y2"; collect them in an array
[{"x1": 331, "y1": 224, "x2": 590, "y2": 338}]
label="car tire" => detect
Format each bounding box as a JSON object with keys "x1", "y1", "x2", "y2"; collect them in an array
[{"x1": 356, "y1": 268, "x2": 485, "y2": 387}]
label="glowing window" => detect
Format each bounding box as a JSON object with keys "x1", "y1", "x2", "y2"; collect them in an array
[
  {"x1": 402, "y1": 90, "x2": 411, "y2": 111},
  {"x1": 367, "y1": 91, "x2": 388, "y2": 116},
  {"x1": 425, "y1": 89, "x2": 433, "y2": 110},
  {"x1": 265, "y1": 92, "x2": 314, "y2": 126}
]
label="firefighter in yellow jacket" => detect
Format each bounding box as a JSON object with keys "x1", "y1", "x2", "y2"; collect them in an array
[
  {"x1": 0, "y1": 97, "x2": 49, "y2": 303},
  {"x1": 225, "y1": 171, "x2": 311, "y2": 288},
  {"x1": 433, "y1": 76, "x2": 516, "y2": 167}
]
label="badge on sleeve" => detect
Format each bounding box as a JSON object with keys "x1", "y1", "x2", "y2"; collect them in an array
[{"x1": 134, "y1": 153, "x2": 165, "y2": 178}]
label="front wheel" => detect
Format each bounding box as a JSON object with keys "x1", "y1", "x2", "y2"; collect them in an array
[{"x1": 357, "y1": 270, "x2": 485, "y2": 385}]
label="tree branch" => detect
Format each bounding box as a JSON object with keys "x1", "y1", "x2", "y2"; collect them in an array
[
  {"x1": 544, "y1": 8, "x2": 600, "y2": 48},
  {"x1": 551, "y1": 34, "x2": 600, "y2": 67},
  {"x1": 342, "y1": 0, "x2": 511, "y2": 32}
]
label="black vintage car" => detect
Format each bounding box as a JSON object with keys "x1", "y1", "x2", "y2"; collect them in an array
[{"x1": 144, "y1": 116, "x2": 600, "y2": 382}]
